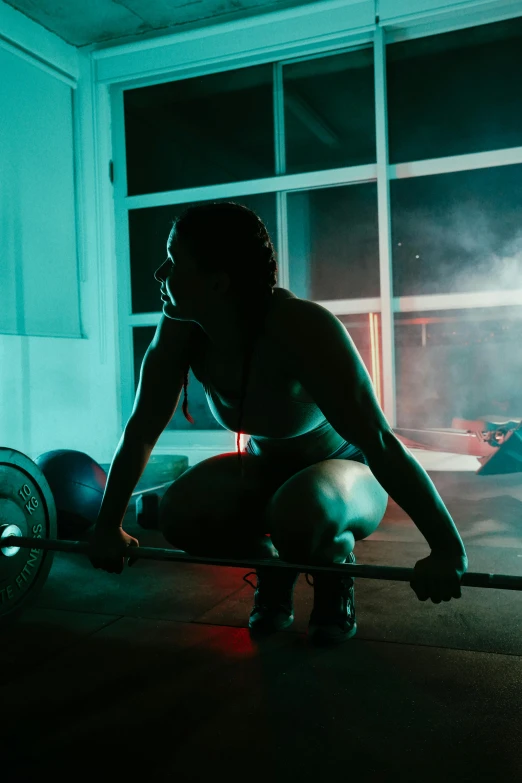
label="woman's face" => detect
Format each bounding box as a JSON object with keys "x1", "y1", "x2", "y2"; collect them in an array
[{"x1": 154, "y1": 233, "x2": 231, "y2": 322}]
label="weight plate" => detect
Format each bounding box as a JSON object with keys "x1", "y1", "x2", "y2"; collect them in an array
[{"x1": 0, "y1": 447, "x2": 57, "y2": 625}]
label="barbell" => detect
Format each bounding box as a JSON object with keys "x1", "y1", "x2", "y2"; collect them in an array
[{"x1": 1, "y1": 447, "x2": 521, "y2": 627}]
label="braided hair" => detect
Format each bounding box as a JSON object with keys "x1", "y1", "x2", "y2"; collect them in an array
[{"x1": 171, "y1": 202, "x2": 278, "y2": 476}]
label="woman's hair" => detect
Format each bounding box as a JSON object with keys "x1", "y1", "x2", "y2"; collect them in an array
[{"x1": 171, "y1": 201, "x2": 278, "y2": 473}]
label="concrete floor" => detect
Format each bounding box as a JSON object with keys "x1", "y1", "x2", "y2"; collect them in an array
[{"x1": 1, "y1": 454, "x2": 522, "y2": 781}]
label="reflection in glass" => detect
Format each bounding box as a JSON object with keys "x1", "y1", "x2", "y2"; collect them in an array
[
  {"x1": 395, "y1": 307, "x2": 522, "y2": 429},
  {"x1": 283, "y1": 48, "x2": 375, "y2": 174},
  {"x1": 124, "y1": 63, "x2": 274, "y2": 196},
  {"x1": 391, "y1": 164, "x2": 522, "y2": 297},
  {"x1": 338, "y1": 313, "x2": 383, "y2": 408},
  {"x1": 387, "y1": 17, "x2": 522, "y2": 163},
  {"x1": 287, "y1": 183, "x2": 379, "y2": 301}
]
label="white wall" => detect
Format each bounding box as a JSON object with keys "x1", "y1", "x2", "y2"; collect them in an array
[
  {"x1": 0, "y1": 2, "x2": 123, "y2": 464},
  {"x1": 0, "y1": 44, "x2": 80, "y2": 337}
]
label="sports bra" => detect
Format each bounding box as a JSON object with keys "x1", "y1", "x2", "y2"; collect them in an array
[{"x1": 188, "y1": 295, "x2": 356, "y2": 466}]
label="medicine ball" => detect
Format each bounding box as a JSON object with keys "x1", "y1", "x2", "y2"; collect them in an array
[{"x1": 34, "y1": 449, "x2": 107, "y2": 538}]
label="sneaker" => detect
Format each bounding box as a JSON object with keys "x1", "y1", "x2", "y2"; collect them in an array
[
  {"x1": 244, "y1": 566, "x2": 300, "y2": 634},
  {"x1": 306, "y1": 552, "x2": 357, "y2": 645}
]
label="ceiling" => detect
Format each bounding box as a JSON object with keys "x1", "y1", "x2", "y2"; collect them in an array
[{"x1": 3, "y1": 0, "x2": 324, "y2": 48}]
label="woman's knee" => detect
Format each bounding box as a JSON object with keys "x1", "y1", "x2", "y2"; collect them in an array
[{"x1": 267, "y1": 479, "x2": 340, "y2": 550}]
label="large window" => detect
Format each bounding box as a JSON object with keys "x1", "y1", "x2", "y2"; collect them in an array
[
  {"x1": 395, "y1": 307, "x2": 522, "y2": 429},
  {"x1": 283, "y1": 47, "x2": 376, "y2": 173},
  {"x1": 390, "y1": 164, "x2": 522, "y2": 297},
  {"x1": 387, "y1": 17, "x2": 522, "y2": 163},
  {"x1": 287, "y1": 183, "x2": 379, "y2": 301},
  {"x1": 124, "y1": 63, "x2": 274, "y2": 196},
  {"x1": 121, "y1": 12, "x2": 522, "y2": 443}
]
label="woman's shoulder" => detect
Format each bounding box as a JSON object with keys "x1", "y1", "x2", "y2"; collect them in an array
[
  {"x1": 264, "y1": 287, "x2": 299, "y2": 335},
  {"x1": 273, "y1": 286, "x2": 298, "y2": 302},
  {"x1": 271, "y1": 289, "x2": 339, "y2": 319},
  {"x1": 269, "y1": 287, "x2": 300, "y2": 319},
  {"x1": 268, "y1": 288, "x2": 320, "y2": 329},
  {"x1": 266, "y1": 291, "x2": 344, "y2": 356}
]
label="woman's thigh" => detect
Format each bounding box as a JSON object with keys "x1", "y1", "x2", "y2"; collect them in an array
[
  {"x1": 158, "y1": 451, "x2": 294, "y2": 552},
  {"x1": 266, "y1": 457, "x2": 389, "y2": 549}
]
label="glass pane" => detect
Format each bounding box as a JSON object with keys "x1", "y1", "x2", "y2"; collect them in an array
[
  {"x1": 391, "y1": 164, "x2": 522, "y2": 297},
  {"x1": 124, "y1": 63, "x2": 274, "y2": 196},
  {"x1": 395, "y1": 306, "x2": 522, "y2": 429},
  {"x1": 129, "y1": 193, "x2": 277, "y2": 314},
  {"x1": 287, "y1": 183, "x2": 379, "y2": 300},
  {"x1": 283, "y1": 48, "x2": 376, "y2": 173},
  {"x1": 132, "y1": 326, "x2": 221, "y2": 431},
  {"x1": 387, "y1": 17, "x2": 522, "y2": 163},
  {"x1": 338, "y1": 312, "x2": 383, "y2": 404}
]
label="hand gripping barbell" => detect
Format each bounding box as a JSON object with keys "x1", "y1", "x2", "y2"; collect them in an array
[{"x1": 1, "y1": 447, "x2": 521, "y2": 626}]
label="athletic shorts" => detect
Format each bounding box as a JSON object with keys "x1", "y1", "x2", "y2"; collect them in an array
[
  {"x1": 323, "y1": 439, "x2": 368, "y2": 466},
  {"x1": 244, "y1": 437, "x2": 368, "y2": 468}
]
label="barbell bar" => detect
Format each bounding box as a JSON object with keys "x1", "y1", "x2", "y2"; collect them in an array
[
  {"x1": 2, "y1": 531, "x2": 522, "y2": 591},
  {"x1": 2, "y1": 445, "x2": 522, "y2": 630}
]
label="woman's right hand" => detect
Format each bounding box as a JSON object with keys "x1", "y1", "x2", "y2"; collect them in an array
[{"x1": 88, "y1": 525, "x2": 140, "y2": 574}]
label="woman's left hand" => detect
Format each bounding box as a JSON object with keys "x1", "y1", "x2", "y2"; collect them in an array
[{"x1": 410, "y1": 551, "x2": 468, "y2": 603}]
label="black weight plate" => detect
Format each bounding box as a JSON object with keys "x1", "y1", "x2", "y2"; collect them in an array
[{"x1": 0, "y1": 447, "x2": 57, "y2": 625}]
